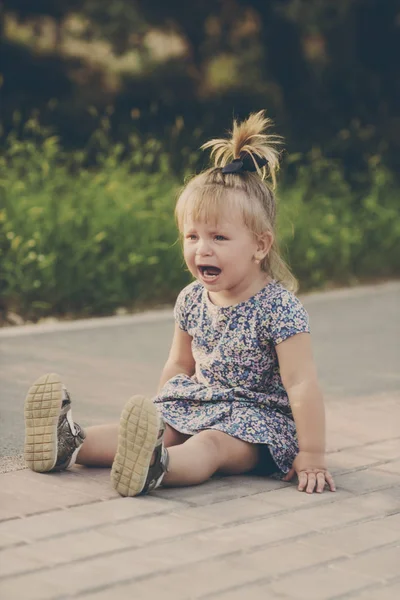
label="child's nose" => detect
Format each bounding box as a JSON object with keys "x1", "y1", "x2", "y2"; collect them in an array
[{"x1": 197, "y1": 239, "x2": 212, "y2": 256}]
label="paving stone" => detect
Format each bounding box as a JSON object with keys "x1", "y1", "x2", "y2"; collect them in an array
[
  {"x1": 76, "y1": 589, "x2": 144, "y2": 600},
  {"x1": 326, "y1": 449, "x2": 385, "y2": 474},
  {"x1": 325, "y1": 406, "x2": 395, "y2": 448},
  {"x1": 0, "y1": 496, "x2": 182, "y2": 545},
  {"x1": 287, "y1": 489, "x2": 400, "y2": 531},
  {"x1": 298, "y1": 513, "x2": 400, "y2": 556},
  {"x1": 5, "y1": 466, "x2": 115, "y2": 493},
  {"x1": 375, "y1": 459, "x2": 400, "y2": 475},
  {"x1": 70, "y1": 494, "x2": 183, "y2": 523},
  {"x1": 349, "y1": 579, "x2": 400, "y2": 600},
  {"x1": 0, "y1": 546, "x2": 49, "y2": 578},
  {"x1": 224, "y1": 536, "x2": 343, "y2": 575},
  {"x1": 332, "y1": 545, "x2": 400, "y2": 581},
  {"x1": 334, "y1": 469, "x2": 400, "y2": 494},
  {"x1": 100, "y1": 512, "x2": 212, "y2": 544},
  {"x1": 0, "y1": 529, "x2": 135, "y2": 577},
  {"x1": 75, "y1": 587, "x2": 154, "y2": 600},
  {"x1": 250, "y1": 485, "x2": 351, "y2": 509},
  {"x1": 68, "y1": 537, "x2": 344, "y2": 600},
  {"x1": 80, "y1": 582, "x2": 277, "y2": 600},
  {"x1": 0, "y1": 531, "x2": 24, "y2": 550},
  {"x1": 381, "y1": 484, "x2": 400, "y2": 503},
  {"x1": 0, "y1": 507, "x2": 22, "y2": 521},
  {"x1": 0, "y1": 549, "x2": 159, "y2": 600},
  {"x1": 0, "y1": 490, "x2": 67, "y2": 520},
  {"x1": 269, "y1": 563, "x2": 374, "y2": 599},
  {"x1": 326, "y1": 430, "x2": 364, "y2": 453},
  {"x1": 187, "y1": 513, "x2": 312, "y2": 547},
  {"x1": 155, "y1": 475, "x2": 288, "y2": 506},
  {"x1": 211, "y1": 585, "x2": 277, "y2": 600},
  {"x1": 2, "y1": 469, "x2": 115, "y2": 507},
  {"x1": 91, "y1": 555, "x2": 263, "y2": 600},
  {"x1": 0, "y1": 526, "x2": 246, "y2": 599},
  {"x1": 173, "y1": 496, "x2": 282, "y2": 525},
  {"x1": 358, "y1": 438, "x2": 400, "y2": 461},
  {"x1": 0, "y1": 574, "x2": 62, "y2": 600}
]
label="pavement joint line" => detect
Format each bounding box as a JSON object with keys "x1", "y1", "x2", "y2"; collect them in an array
[
  {"x1": 0, "y1": 541, "x2": 25, "y2": 552},
  {"x1": 0, "y1": 505, "x2": 199, "y2": 552},
  {"x1": 0, "y1": 491, "x2": 194, "y2": 525},
  {"x1": 0, "y1": 450, "x2": 400, "y2": 516},
  {"x1": 1, "y1": 280, "x2": 398, "y2": 339},
  {"x1": 1, "y1": 481, "x2": 397, "y2": 551},
  {"x1": 328, "y1": 462, "x2": 390, "y2": 476},
  {"x1": 0, "y1": 482, "x2": 345, "y2": 547},
  {"x1": 212, "y1": 509, "x2": 400, "y2": 543},
  {"x1": 36, "y1": 530, "x2": 400, "y2": 600},
  {"x1": 200, "y1": 543, "x2": 400, "y2": 600},
  {"x1": 338, "y1": 482, "x2": 400, "y2": 495},
  {"x1": 331, "y1": 573, "x2": 400, "y2": 600},
  {"x1": 326, "y1": 434, "x2": 400, "y2": 455},
  {"x1": 1, "y1": 461, "x2": 398, "y2": 535},
  {"x1": 376, "y1": 464, "x2": 400, "y2": 475},
  {"x1": 0, "y1": 499, "x2": 105, "y2": 525},
  {"x1": 0, "y1": 523, "x2": 219, "y2": 583},
  {"x1": 2, "y1": 503, "x2": 399, "y2": 585}
]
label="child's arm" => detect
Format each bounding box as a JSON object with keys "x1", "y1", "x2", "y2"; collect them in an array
[
  {"x1": 158, "y1": 323, "x2": 195, "y2": 392},
  {"x1": 276, "y1": 332, "x2": 336, "y2": 494}
]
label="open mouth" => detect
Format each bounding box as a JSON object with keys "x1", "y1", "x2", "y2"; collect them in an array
[{"x1": 198, "y1": 265, "x2": 221, "y2": 281}]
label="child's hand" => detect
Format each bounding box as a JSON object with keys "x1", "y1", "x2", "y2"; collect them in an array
[{"x1": 282, "y1": 451, "x2": 336, "y2": 494}]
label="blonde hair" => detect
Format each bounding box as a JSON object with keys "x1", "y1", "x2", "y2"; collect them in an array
[{"x1": 175, "y1": 110, "x2": 298, "y2": 292}]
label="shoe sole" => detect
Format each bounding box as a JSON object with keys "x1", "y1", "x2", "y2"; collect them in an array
[
  {"x1": 111, "y1": 395, "x2": 160, "y2": 497},
  {"x1": 24, "y1": 373, "x2": 63, "y2": 472}
]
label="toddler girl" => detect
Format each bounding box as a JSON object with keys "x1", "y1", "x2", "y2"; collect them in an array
[{"x1": 24, "y1": 111, "x2": 336, "y2": 496}]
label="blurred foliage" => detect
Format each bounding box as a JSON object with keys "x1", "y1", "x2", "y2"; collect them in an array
[
  {"x1": 0, "y1": 118, "x2": 188, "y2": 319},
  {"x1": 2, "y1": 0, "x2": 400, "y2": 177},
  {"x1": 1, "y1": 1, "x2": 400, "y2": 320},
  {"x1": 1, "y1": 121, "x2": 399, "y2": 321}
]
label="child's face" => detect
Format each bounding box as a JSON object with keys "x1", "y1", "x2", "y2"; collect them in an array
[{"x1": 182, "y1": 207, "x2": 269, "y2": 299}]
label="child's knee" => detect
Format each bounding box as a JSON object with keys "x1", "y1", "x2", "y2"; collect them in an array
[{"x1": 194, "y1": 429, "x2": 231, "y2": 457}]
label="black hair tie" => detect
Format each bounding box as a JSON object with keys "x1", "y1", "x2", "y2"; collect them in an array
[{"x1": 221, "y1": 153, "x2": 268, "y2": 174}]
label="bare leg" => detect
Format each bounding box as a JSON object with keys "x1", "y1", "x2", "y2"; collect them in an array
[
  {"x1": 76, "y1": 424, "x2": 119, "y2": 467},
  {"x1": 163, "y1": 430, "x2": 259, "y2": 487},
  {"x1": 77, "y1": 423, "x2": 187, "y2": 467}
]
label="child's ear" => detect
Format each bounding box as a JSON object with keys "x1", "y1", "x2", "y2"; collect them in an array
[{"x1": 256, "y1": 231, "x2": 274, "y2": 259}]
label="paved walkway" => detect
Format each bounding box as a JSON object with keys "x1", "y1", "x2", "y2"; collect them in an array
[{"x1": 1, "y1": 283, "x2": 399, "y2": 599}]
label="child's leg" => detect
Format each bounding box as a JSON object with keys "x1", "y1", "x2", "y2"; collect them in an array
[
  {"x1": 163, "y1": 430, "x2": 259, "y2": 487},
  {"x1": 110, "y1": 395, "x2": 260, "y2": 496},
  {"x1": 76, "y1": 423, "x2": 188, "y2": 467},
  {"x1": 76, "y1": 424, "x2": 118, "y2": 467},
  {"x1": 24, "y1": 373, "x2": 187, "y2": 473}
]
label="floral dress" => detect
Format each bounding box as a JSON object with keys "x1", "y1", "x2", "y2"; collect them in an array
[{"x1": 153, "y1": 280, "x2": 310, "y2": 474}]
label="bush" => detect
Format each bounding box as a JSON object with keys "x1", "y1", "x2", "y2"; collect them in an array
[
  {"x1": 279, "y1": 153, "x2": 400, "y2": 288},
  {"x1": 1, "y1": 122, "x2": 399, "y2": 321},
  {"x1": 0, "y1": 119, "x2": 191, "y2": 320}
]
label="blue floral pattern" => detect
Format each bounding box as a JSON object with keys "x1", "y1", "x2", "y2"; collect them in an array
[{"x1": 154, "y1": 280, "x2": 310, "y2": 473}]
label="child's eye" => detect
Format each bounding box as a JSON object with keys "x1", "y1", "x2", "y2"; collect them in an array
[
  {"x1": 214, "y1": 235, "x2": 227, "y2": 241},
  {"x1": 186, "y1": 234, "x2": 197, "y2": 240}
]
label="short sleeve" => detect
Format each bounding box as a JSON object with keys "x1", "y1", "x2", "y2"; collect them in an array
[
  {"x1": 268, "y1": 290, "x2": 310, "y2": 345},
  {"x1": 173, "y1": 288, "x2": 188, "y2": 331}
]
